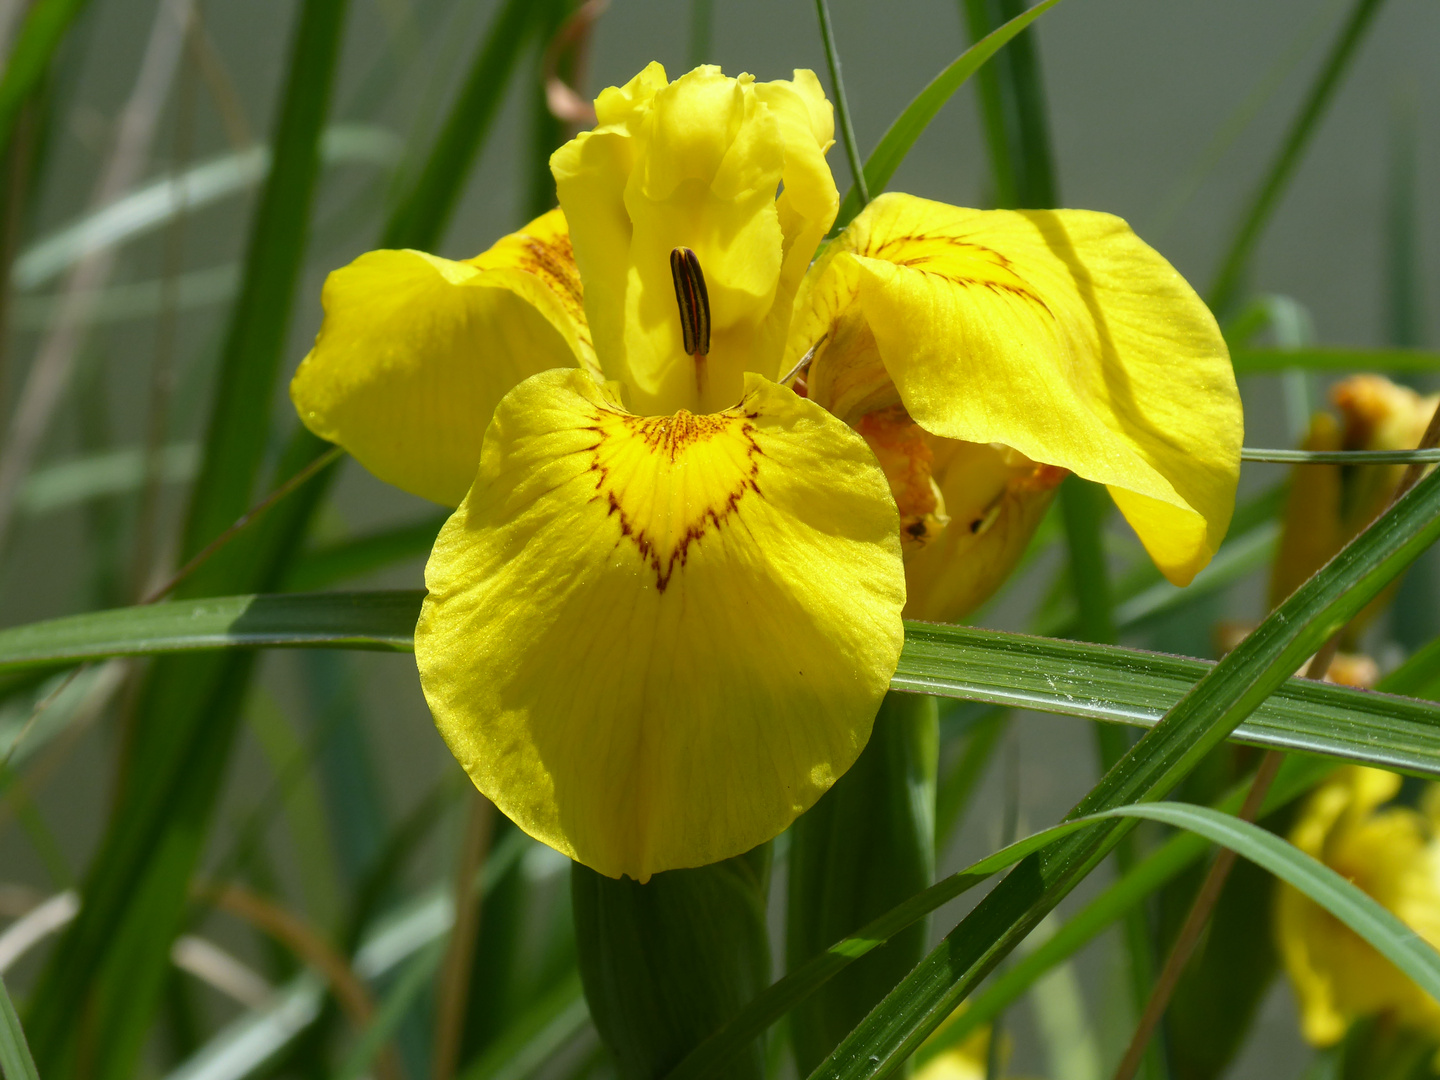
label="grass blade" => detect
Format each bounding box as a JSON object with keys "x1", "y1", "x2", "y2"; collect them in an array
[
  {"x1": 960, "y1": 0, "x2": 1058, "y2": 208},
  {"x1": 813, "y1": 0, "x2": 868, "y2": 207},
  {"x1": 380, "y1": 0, "x2": 534, "y2": 251},
  {"x1": 0, "y1": 0, "x2": 90, "y2": 153},
  {"x1": 1207, "y1": 0, "x2": 1388, "y2": 315},
  {"x1": 833, "y1": 0, "x2": 1065, "y2": 230},
  {"x1": 11, "y1": 126, "x2": 399, "y2": 292},
  {"x1": 916, "y1": 753, "x2": 1339, "y2": 1064},
  {"x1": 1230, "y1": 345, "x2": 1440, "y2": 375},
  {"x1": 0, "y1": 973, "x2": 39, "y2": 1080},
  {"x1": 1106, "y1": 803, "x2": 1440, "y2": 995},
  {"x1": 812, "y1": 448, "x2": 1440, "y2": 1079},
  {"x1": 5, "y1": 597, "x2": 1440, "y2": 782}
]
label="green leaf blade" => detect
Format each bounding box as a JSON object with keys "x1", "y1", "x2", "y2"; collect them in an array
[{"x1": 833, "y1": 0, "x2": 1065, "y2": 230}]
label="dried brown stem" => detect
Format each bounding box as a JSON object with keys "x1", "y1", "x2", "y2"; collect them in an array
[
  {"x1": 432, "y1": 790, "x2": 495, "y2": 1080},
  {"x1": 1111, "y1": 749, "x2": 1284, "y2": 1080},
  {"x1": 203, "y1": 882, "x2": 404, "y2": 1080}
]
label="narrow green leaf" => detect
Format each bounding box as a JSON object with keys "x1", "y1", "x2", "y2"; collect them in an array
[
  {"x1": 917, "y1": 755, "x2": 1332, "y2": 1064},
  {"x1": 0, "y1": 973, "x2": 40, "y2": 1080},
  {"x1": 458, "y1": 971, "x2": 589, "y2": 1080},
  {"x1": 0, "y1": 592, "x2": 417, "y2": 671},
  {"x1": 5, "y1": 598, "x2": 1440, "y2": 780},
  {"x1": 381, "y1": 0, "x2": 534, "y2": 251},
  {"x1": 1381, "y1": 637, "x2": 1440, "y2": 700},
  {"x1": 960, "y1": 0, "x2": 1058, "y2": 209},
  {"x1": 16, "y1": 443, "x2": 197, "y2": 516},
  {"x1": 1230, "y1": 345, "x2": 1440, "y2": 375},
  {"x1": 923, "y1": 650, "x2": 1435, "y2": 1062},
  {"x1": 1241, "y1": 447, "x2": 1440, "y2": 465},
  {"x1": 0, "y1": 0, "x2": 90, "y2": 153},
  {"x1": 1110, "y1": 802, "x2": 1440, "y2": 994},
  {"x1": 1208, "y1": 0, "x2": 1388, "y2": 315},
  {"x1": 893, "y1": 623, "x2": 1440, "y2": 778},
  {"x1": 833, "y1": 0, "x2": 1065, "y2": 229},
  {"x1": 181, "y1": 12, "x2": 350, "y2": 562},
  {"x1": 11, "y1": 126, "x2": 399, "y2": 292},
  {"x1": 816, "y1": 451, "x2": 1440, "y2": 1079},
  {"x1": 813, "y1": 0, "x2": 869, "y2": 208}
]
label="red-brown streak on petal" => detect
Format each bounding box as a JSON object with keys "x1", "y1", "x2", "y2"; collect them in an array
[{"x1": 581, "y1": 404, "x2": 766, "y2": 592}]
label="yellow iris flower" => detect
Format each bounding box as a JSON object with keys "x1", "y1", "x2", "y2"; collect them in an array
[
  {"x1": 1271, "y1": 375, "x2": 1439, "y2": 628},
  {"x1": 1277, "y1": 767, "x2": 1440, "y2": 1046},
  {"x1": 290, "y1": 62, "x2": 1240, "y2": 880}
]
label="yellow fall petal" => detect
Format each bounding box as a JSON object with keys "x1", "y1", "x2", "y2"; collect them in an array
[
  {"x1": 791, "y1": 191, "x2": 1241, "y2": 586},
  {"x1": 290, "y1": 208, "x2": 594, "y2": 506},
  {"x1": 552, "y1": 64, "x2": 837, "y2": 416},
  {"x1": 416, "y1": 368, "x2": 905, "y2": 881}
]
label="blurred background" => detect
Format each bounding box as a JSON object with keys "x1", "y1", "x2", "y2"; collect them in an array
[{"x1": 0, "y1": 0, "x2": 1436, "y2": 1076}]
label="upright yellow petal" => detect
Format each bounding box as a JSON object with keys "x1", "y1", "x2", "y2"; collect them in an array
[
  {"x1": 290, "y1": 208, "x2": 594, "y2": 506},
  {"x1": 753, "y1": 70, "x2": 838, "y2": 370},
  {"x1": 416, "y1": 369, "x2": 905, "y2": 881},
  {"x1": 791, "y1": 192, "x2": 1241, "y2": 586},
  {"x1": 552, "y1": 64, "x2": 837, "y2": 416}
]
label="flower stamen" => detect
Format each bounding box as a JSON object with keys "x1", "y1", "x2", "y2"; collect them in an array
[{"x1": 670, "y1": 246, "x2": 710, "y2": 397}]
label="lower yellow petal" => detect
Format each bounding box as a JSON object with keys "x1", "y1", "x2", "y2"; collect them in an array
[
  {"x1": 416, "y1": 369, "x2": 905, "y2": 880},
  {"x1": 290, "y1": 208, "x2": 594, "y2": 506}
]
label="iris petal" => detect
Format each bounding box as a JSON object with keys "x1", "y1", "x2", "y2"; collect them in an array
[
  {"x1": 790, "y1": 192, "x2": 1241, "y2": 586},
  {"x1": 416, "y1": 369, "x2": 905, "y2": 880},
  {"x1": 290, "y1": 208, "x2": 593, "y2": 506},
  {"x1": 552, "y1": 65, "x2": 838, "y2": 416}
]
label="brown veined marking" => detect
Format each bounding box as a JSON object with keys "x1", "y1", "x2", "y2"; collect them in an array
[{"x1": 581, "y1": 400, "x2": 765, "y2": 592}]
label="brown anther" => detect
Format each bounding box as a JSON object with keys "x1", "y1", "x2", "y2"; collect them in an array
[{"x1": 670, "y1": 247, "x2": 711, "y2": 359}]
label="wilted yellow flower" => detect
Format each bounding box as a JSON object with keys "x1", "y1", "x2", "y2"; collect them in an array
[
  {"x1": 1277, "y1": 767, "x2": 1440, "y2": 1045},
  {"x1": 1271, "y1": 375, "x2": 1439, "y2": 620},
  {"x1": 291, "y1": 63, "x2": 1239, "y2": 880}
]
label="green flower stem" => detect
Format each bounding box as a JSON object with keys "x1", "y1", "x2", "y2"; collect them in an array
[
  {"x1": 786, "y1": 690, "x2": 938, "y2": 1075},
  {"x1": 572, "y1": 850, "x2": 772, "y2": 1079},
  {"x1": 813, "y1": 0, "x2": 869, "y2": 208}
]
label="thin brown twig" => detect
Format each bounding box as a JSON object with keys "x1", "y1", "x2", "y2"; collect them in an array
[
  {"x1": 202, "y1": 882, "x2": 404, "y2": 1080},
  {"x1": 1111, "y1": 749, "x2": 1284, "y2": 1080},
  {"x1": 433, "y1": 790, "x2": 495, "y2": 1080},
  {"x1": 140, "y1": 444, "x2": 343, "y2": 604},
  {"x1": 184, "y1": 9, "x2": 253, "y2": 151}
]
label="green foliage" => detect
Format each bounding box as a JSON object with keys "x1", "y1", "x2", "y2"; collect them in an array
[
  {"x1": 787, "y1": 692, "x2": 937, "y2": 1075},
  {"x1": 0, "y1": 975, "x2": 39, "y2": 1080},
  {"x1": 574, "y1": 855, "x2": 772, "y2": 1079},
  {"x1": 815, "y1": 464, "x2": 1440, "y2": 1077}
]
